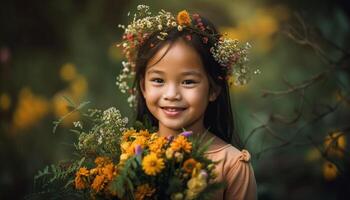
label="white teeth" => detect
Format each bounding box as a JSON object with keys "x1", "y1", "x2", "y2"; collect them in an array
[{"x1": 163, "y1": 107, "x2": 183, "y2": 112}]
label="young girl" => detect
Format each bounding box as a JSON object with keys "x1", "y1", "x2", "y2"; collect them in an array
[{"x1": 118, "y1": 5, "x2": 257, "y2": 200}]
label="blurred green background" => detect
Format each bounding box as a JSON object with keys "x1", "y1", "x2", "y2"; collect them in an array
[{"x1": 1, "y1": 0, "x2": 349, "y2": 199}]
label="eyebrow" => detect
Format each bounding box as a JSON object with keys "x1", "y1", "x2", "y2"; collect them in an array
[
  {"x1": 147, "y1": 69, "x2": 164, "y2": 75},
  {"x1": 147, "y1": 69, "x2": 203, "y2": 77}
]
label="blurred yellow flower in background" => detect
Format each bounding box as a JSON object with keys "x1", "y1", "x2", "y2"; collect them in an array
[
  {"x1": 0, "y1": 93, "x2": 11, "y2": 111},
  {"x1": 12, "y1": 88, "x2": 49, "y2": 132},
  {"x1": 305, "y1": 148, "x2": 322, "y2": 162},
  {"x1": 69, "y1": 75, "x2": 88, "y2": 100},
  {"x1": 52, "y1": 63, "x2": 88, "y2": 127},
  {"x1": 60, "y1": 63, "x2": 77, "y2": 82},
  {"x1": 221, "y1": 5, "x2": 289, "y2": 52},
  {"x1": 52, "y1": 92, "x2": 80, "y2": 126},
  {"x1": 324, "y1": 131, "x2": 346, "y2": 158},
  {"x1": 323, "y1": 161, "x2": 338, "y2": 181}
]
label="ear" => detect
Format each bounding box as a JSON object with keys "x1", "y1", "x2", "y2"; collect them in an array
[{"x1": 209, "y1": 86, "x2": 221, "y2": 102}]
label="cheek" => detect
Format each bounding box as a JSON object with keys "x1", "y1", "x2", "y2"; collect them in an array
[
  {"x1": 185, "y1": 85, "x2": 210, "y2": 107},
  {"x1": 143, "y1": 85, "x2": 161, "y2": 104}
]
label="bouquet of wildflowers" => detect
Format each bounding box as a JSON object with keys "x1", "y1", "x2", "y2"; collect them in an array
[{"x1": 27, "y1": 105, "x2": 222, "y2": 200}]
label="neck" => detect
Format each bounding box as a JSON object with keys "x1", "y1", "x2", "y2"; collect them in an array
[{"x1": 157, "y1": 121, "x2": 207, "y2": 138}]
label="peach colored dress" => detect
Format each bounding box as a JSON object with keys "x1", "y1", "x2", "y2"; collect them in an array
[{"x1": 205, "y1": 142, "x2": 257, "y2": 200}]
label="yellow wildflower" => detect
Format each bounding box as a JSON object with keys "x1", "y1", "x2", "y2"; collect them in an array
[
  {"x1": 134, "y1": 184, "x2": 156, "y2": 200},
  {"x1": 186, "y1": 172, "x2": 208, "y2": 199},
  {"x1": 323, "y1": 161, "x2": 338, "y2": 181},
  {"x1": 171, "y1": 135, "x2": 192, "y2": 153},
  {"x1": 166, "y1": 148, "x2": 174, "y2": 159},
  {"x1": 75, "y1": 167, "x2": 90, "y2": 190},
  {"x1": 139, "y1": 129, "x2": 151, "y2": 137},
  {"x1": 149, "y1": 136, "x2": 168, "y2": 156},
  {"x1": 91, "y1": 174, "x2": 105, "y2": 192},
  {"x1": 177, "y1": 10, "x2": 191, "y2": 26},
  {"x1": 121, "y1": 128, "x2": 137, "y2": 141},
  {"x1": 133, "y1": 135, "x2": 148, "y2": 148},
  {"x1": 174, "y1": 152, "x2": 184, "y2": 162},
  {"x1": 142, "y1": 153, "x2": 165, "y2": 176},
  {"x1": 121, "y1": 141, "x2": 131, "y2": 152}
]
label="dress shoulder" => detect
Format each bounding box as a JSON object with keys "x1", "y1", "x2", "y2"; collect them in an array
[{"x1": 205, "y1": 144, "x2": 257, "y2": 200}]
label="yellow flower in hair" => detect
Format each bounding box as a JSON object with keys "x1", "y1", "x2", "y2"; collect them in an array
[
  {"x1": 177, "y1": 10, "x2": 192, "y2": 26},
  {"x1": 134, "y1": 184, "x2": 156, "y2": 200},
  {"x1": 142, "y1": 153, "x2": 165, "y2": 176}
]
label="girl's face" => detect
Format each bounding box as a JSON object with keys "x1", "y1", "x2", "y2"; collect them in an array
[{"x1": 141, "y1": 39, "x2": 218, "y2": 136}]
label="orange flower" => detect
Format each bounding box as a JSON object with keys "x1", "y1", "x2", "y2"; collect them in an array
[
  {"x1": 91, "y1": 174, "x2": 105, "y2": 192},
  {"x1": 149, "y1": 136, "x2": 168, "y2": 156},
  {"x1": 102, "y1": 163, "x2": 116, "y2": 181},
  {"x1": 121, "y1": 129, "x2": 137, "y2": 141},
  {"x1": 170, "y1": 135, "x2": 192, "y2": 153},
  {"x1": 134, "y1": 184, "x2": 156, "y2": 200},
  {"x1": 75, "y1": 167, "x2": 90, "y2": 190},
  {"x1": 177, "y1": 10, "x2": 192, "y2": 26},
  {"x1": 139, "y1": 129, "x2": 151, "y2": 137},
  {"x1": 183, "y1": 158, "x2": 198, "y2": 173},
  {"x1": 95, "y1": 156, "x2": 112, "y2": 166}
]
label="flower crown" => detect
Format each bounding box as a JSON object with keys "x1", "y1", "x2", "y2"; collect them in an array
[{"x1": 116, "y1": 5, "x2": 254, "y2": 107}]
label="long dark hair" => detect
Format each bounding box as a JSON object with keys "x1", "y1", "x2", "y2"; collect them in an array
[{"x1": 133, "y1": 16, "x2": 242, "y2": 149}]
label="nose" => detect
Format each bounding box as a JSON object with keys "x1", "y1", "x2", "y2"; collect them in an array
[{"x1": 163, "y1": 83, "x2": 181, "y2": 101}]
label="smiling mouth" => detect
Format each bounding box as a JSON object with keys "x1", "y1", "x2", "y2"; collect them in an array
[{"x1": 161, "y1": 106, "x2": 186, "y2": 117}]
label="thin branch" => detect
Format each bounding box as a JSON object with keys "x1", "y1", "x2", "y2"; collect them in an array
[{"x1": 261, "y1": 70, "x2": 327, "y2": 97}]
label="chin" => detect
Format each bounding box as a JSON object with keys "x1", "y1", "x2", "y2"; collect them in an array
[{"x1": 160, "y1": 121, "x2": 188, "y2": 131}]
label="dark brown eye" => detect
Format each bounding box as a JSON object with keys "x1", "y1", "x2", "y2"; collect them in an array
[
  {"x1": 151, "y1": 78, "x2": 164, "y2": 84},
  {"x1": 182, "y1": 80, "x2": 197, "y2": 85}
]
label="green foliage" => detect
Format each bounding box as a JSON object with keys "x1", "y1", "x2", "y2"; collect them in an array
[
  {"x1": 26, "y1": 158, "x2": 87, "y2": 200},
  {"x1": 109, "y1": 157, "x2": 139, "y2": 199}
]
